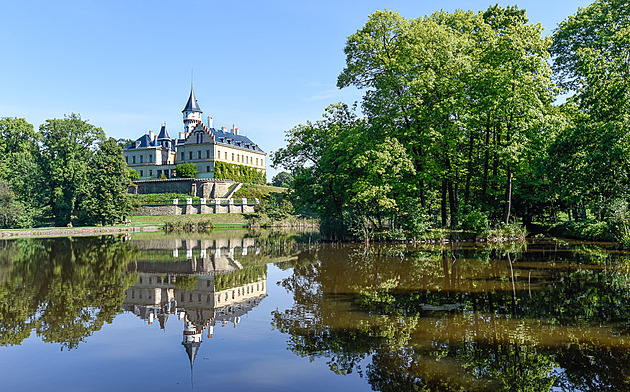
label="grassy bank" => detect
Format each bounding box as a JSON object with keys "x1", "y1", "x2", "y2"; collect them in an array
[{"x1": 131, "y1": 213, "x2": 251, "y2": 228}]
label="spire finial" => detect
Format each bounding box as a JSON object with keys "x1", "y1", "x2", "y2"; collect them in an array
[{"x1": 191, "y1": 69, "x2": 194, "y2": 89}]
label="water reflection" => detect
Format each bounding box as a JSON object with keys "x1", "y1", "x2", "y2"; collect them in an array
[
  {"x1": 3, "y1": 234, "x2": 630, "y2": 391},
  {"x1": 123, "y1": 235, "x2": 268, "y2": 369},
  {"x1": 273, "y1": 240, "x2": 630, "y2": 391},
  {"x1": 0, "y1": 236, "x2": 138, "y2": 349}
]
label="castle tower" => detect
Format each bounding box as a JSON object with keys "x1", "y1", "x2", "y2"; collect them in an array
[
  {"x1": 182, "y1": 316, "x2": 202, "y2": 383},
  {"x1": 157, "y1": 124, "x2": 172, "y2": 150},
  {"x1": 182, "y1": 86, "x2": 202, "y2": 135}
]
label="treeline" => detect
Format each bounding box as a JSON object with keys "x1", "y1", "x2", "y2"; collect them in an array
[
  {"x1": 273, "y1": 1, "x2": 630, "y2": 242},
  {"x1": 0, "y1": 114, "x2": 133, "y2": 228}
]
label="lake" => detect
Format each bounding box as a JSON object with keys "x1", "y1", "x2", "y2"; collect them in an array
[{"x1": 1, "y1": 230, "x2": 630, "y2": 391}]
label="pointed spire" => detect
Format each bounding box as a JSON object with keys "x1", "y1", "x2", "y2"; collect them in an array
[
  {"x1": 183, "y1": 86, "x2": 202, "y2": 113},
  {"x1": 183, "y1": 341, "x2": 201, "y2": 369},
  {"x1": 157, "y1": 124, "x2": 171, "y2": 140}
]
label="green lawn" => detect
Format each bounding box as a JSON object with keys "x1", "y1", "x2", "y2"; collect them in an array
[{"x1": 131, "y1": 213, "x2": 252, "y2": 228}]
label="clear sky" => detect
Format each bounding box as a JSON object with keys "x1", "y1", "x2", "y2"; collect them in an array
[{"x1": 0, "y1": 0, "x2": 591, "y2": 177}]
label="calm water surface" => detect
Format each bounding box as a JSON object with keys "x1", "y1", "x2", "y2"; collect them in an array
[{"x1": 1, "y1": 231, "x2": 630, "y2": 391}]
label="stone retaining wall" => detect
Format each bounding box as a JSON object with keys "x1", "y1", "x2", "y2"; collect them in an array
[
  {"x1": 129, "y1": 178, "x2": 234, "y2": 198},
  {"x1": 132, "y1": 199, "x2": 257, "y2": 216}
]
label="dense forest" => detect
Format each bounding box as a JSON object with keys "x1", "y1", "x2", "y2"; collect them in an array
[
  {"x1": 273, "y1": 0, "x2": 630, "y2": 244},
  {"x1": 0, "y1": 114, "x2": 133, "y2": 228}
]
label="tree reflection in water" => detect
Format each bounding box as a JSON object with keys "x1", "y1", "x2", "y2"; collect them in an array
[
  {"x1": 0, "y1": 236, "x2": 138, "y2": 349},
  {"x1": 272, "y1": 240, "x2": 630, "y2": 391}
]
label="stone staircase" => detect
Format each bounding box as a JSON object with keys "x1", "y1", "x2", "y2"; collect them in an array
[{"x1": 222, "y1": 182, "x2": 243, "y2": 199}]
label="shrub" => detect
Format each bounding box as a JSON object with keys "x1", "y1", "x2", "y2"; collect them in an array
[
  {"x1": 175, "y1": 163, "x2": 198, "y2": 178},
  {"x1": 214, "y1": 161, "x2": 265, "y2": 184},
  {"x1": 460, "y1": 209, "x2": 489, "y2": 233}
]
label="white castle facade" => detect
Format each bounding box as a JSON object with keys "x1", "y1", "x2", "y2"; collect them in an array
[{"x1": 123, "y1": 87, "x2": 266, "y2": 180}]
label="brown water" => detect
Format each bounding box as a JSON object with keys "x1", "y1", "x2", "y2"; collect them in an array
[{"x1": 0, "y1": 232, "x2": 629, "y2": 391}]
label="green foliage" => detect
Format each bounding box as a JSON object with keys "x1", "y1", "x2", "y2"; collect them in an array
[
  {"x1": 174, "y1": 275, "x2": 198, "y2": 291},
  {"x1": 39, "y1": 114, "x2": 106, "y2": 226},
  {"x1": 0, "y1": 181, "x2": 36, "y2": 228},
  {"x1": 549, "y1": 220, "x2": 614, "y2": 242},
  {"x1": 213, "y1": 265, "x2": 266, "y2": 291},
  {"x1": 0, "y1": 117, "x2": 43, "y2": 223},
  {"x1": 164, "y1": 219, "x2": 213, "y2": 231},
  {"x1": 545, "y1": 0, "x2": 630, "y2": 242},
  {"x1": 271, "y1": 171, "x2": 293, "y2": 188},
  {"x1": 397, "y1": 201, "x2": 432, "y2": 238},
  {"x1": 259, "y1": 192, "x2": 294, "y2": 219},
  {"x1": 136, "y1": 193, "x2": 200, "y2": 204},
  {"x1": 214, "y1": 161, "x2": 265, "y2": 184},
  {"x1": 0, "y1": 237, "x2": 138, "y2": 348},
  {"x1": 175, "y1": 162, "x2": 198, "y2": 178},
  {"x1": 78, "y1": 138, "x2": 133, "y2": 225},
  {"x1": 115, "y1": 138, "x2": 134, "y2": 149},
  {"x1": 459, "y1": 209, "x2": 489, "y2": 233},
  {"x1": 128, "y1": 168, "x2": 139, "y2": 180},
  {"x1": 275, "y1": 6, "x2": 559, "y2": 241}
]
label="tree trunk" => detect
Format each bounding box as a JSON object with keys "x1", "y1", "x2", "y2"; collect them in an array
[
  {"x1": 482, "y1": 123, "x2": 491, "y2": 201},
  {"x1": 449, "y1": 180, "x2": 459, "y2": 228},
  {"x1": 464, "y1": 129, "x2": 475, "y2": 205},
  {"x1": 502, "y1": 166, "x2": 512, "y2": 224},
  {"x1": 441, "y1": 179, "x2": 448, "y2": 227}
]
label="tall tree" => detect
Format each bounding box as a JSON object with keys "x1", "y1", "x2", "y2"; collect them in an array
[
  {"x1": 0, "y1": 117, "x2": 42, "y2": 212},
  {"x1": 551, "y1": 0, "x2": 630, "y2": 208},
  {"x1": 336, "y1": 7, "x2": 555, "y2": 227},
  {"x1": 39, "y1": 114, "x2": 105, "y2": 226},
  {"x1": 79, "y1": 138, "x2": 133, "y2": 225}
]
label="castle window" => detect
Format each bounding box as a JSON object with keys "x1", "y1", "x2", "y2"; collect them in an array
[
  {"x1": 206, "y1": 166, "x2": 210, "y2": 172},
  {"x1": 140, "y1": 155, "x2": 143, "y2": 163},
  {"x1": 140, "y1": 170, "x2": 143, "y2": 177},
  {"x1": 224, "y1": 152, "x2": 227, "y2": 160},
  {"x1": 206, "y1": 150, "x2": 210, "y2": 159},
  {"x1": 149, "y1": 170, "x2": 153, "y2": 176},
  {"x1": 189, "y1": 151, "x2": 193, "y2": 160},
  {"x1": 237, "y1": 154, "x2": 239, "y2": 162},
  {"x1": 149, "y1": 155, "x2": 153, "y2": 162},
  {"x1": 132, "y1": 156, "x2": 136, "y2": 164},
  {"x1": 256, "y1": 158, "x2": 258, "y2": 165},
  {"x1": 232, "y1": 153, "x2": 234, "y2": 161},
  {"x1": 181, "y1": 152, "x2": 184, "y2": 160},
  {"x1": 198, "y1": 151, "x2": 201, "y2": 159},
  {"x1": 125, "y1": 156, "x2": 128, "y2": 163}
]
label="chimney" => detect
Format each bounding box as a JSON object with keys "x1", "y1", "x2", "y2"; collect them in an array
[
  {"x1": 232, "y1": 124, "x2": 236, "y2": 134},
  {"x1": 179, "y1": 132, "x2": 185, "y2": 139},
  {"x1": 222, "y1": 126, "x2": 227, "y2": 132},
  {"x1": 149, "y1": 130, "x2": 154, "y2": 140},
  {"x1": 235, "y1": 128, "x2": 239, "y2": 135},
  {"x1": 208, "y1": 116, "x2": 213, "y2": 128}
]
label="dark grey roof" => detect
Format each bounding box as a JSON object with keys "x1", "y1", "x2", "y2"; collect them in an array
[
  {"x1": 183, "y1": 341, "x2": 201, "y2": 369},
  {"x1": 124, "y1": 133, "x2": 155, "y2": 150},
  {"x1": 183, "y1": 87, "x2": 202, "y2": 113},
  {"x1": 157, "y1": 125, "x2": 170, "y2": 140},
  {"x1": 211, "y1": 128, "x2": 265, "y2": 153}
]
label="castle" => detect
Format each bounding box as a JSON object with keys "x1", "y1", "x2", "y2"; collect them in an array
[{"x1": 123, "y1": 86, "x2": 266, "y2": 180}]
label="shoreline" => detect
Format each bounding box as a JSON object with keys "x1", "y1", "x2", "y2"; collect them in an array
[{"x1": 0, "y1": 225, "x2": 162, "y2": 239}]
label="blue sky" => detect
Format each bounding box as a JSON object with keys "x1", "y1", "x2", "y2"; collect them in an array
[{"x1": 0, "y1": 0, "x2": 591, "y2": 177}]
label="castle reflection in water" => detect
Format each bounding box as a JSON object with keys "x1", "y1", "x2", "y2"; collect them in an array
[{"x1": 122, "y1": 237, "x2": 267, "y2": 368}]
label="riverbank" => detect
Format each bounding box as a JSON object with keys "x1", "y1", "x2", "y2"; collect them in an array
[
  {"x1": 0, "y1": 213, "x2": 308, "y2": 239},
  {"x1": 0, "y1": 225, "x2": 162, "y2": 239}
]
